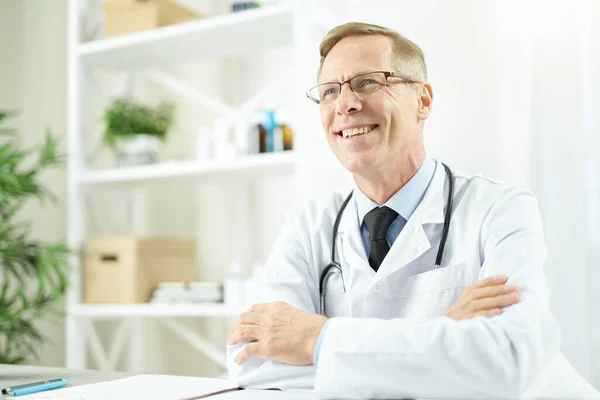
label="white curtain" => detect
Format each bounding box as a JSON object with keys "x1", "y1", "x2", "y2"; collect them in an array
[
  {"x1": 294, "y1": 0, "x2": 600, "y2": 388},
  {"x1": 529, "y1": 0, "x2": 600, "y2": 387}
]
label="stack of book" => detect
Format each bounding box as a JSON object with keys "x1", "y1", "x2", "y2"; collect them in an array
[{"x1": 150, "y1": 281, "x2": 223, "y2": 304}]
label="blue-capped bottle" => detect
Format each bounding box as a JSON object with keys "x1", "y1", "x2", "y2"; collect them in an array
[{"x1": 264, "y1": 109, "x2": 277, "y2": 153}]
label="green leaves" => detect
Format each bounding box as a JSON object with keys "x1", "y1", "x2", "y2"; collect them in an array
[
  {"x1": 39, "y1": 128, "x2": 64, "y2": 167},
  {"x1": 0, "y1": 141, "x2": 39, "y2": 201},
  {"x1": 103, "y1": 97, "x2": 175, "y2": 147},
  {"x1": 0, "y1": 110, "x2": 70, "y2": 364},
  {"x1": 0, "y1": 110, "x2": 18, "y2": 123},
  {"x1": 0, "y1": 111, "x2": 18, "y2": 136}
]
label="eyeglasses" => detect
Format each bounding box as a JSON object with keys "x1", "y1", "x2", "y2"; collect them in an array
[{"x1": 306, "y1": 71, "x2": 421, "y2": 105}]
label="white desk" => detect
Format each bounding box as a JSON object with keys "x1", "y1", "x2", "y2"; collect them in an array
[
  {"x1": 0, "y1": 364, "x2": 317, "y2": 400},
  {"x1": 3, "y1": 364, "x2": 593, "y2": 399}
]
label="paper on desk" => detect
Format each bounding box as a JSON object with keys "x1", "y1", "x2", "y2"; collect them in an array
[{"x1": 17, "y1": 375, "x2": 239, "y2": 400}]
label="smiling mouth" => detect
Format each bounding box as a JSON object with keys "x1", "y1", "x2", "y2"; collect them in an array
[{"x1": 337, "y1": 124, "x2": 378, "y2": 138}]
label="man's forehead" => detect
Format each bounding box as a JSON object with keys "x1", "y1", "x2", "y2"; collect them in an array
[{"x1": 319, "y1": 35, "x2": 395, "y2": 82}]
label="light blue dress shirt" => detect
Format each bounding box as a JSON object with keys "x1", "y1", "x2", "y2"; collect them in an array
[{"x1": 313, "y1": 156, "x2": 437, "y2": 365}]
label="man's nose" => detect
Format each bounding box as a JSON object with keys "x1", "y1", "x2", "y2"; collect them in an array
[{"x1": 335, "y1": 82, "x2": 362, "y2": 115}]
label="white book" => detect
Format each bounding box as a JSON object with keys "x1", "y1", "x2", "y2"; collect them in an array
[{"x1": 17, "y1": 375, "x2": 240, "y2": 400}]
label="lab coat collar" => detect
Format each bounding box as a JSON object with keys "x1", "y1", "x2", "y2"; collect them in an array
[
  {"x1": 376, "y1": 160, "x2": 449, "y2": 277},
  {"x1": 418, "y1": 159, "x2": 448, "y2": 225},
  {"x1": 336, "y1": 160, "x2": 449, "y2": 278},
  {"x1": 337, "y1": 194, "x2": 376, "y2": 277}
]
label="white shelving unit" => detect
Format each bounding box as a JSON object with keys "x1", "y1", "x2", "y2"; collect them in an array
[
  {"x1": 80, "y1": 151, "x2": 296, "y2": 187},
  {"x1": 69, "y1": 303, "x2": 246, "y2": 319},
  {"x1": 66, "y1": 1, "x2": 299, "y2": 374},
  {"x1": 78, "y1": 5, "x2": 294, "y2": 68}
]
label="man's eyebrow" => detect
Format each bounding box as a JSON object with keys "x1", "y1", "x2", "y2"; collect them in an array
[{"x1": 318, "y1": 70, "x2": 375, "y2": 84}]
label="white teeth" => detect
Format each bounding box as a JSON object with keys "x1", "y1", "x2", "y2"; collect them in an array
[{"x1": 340, "y1": 125, "x2": 375, "y2": 138}]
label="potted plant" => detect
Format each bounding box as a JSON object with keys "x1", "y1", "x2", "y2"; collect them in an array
[
  {"x1": 0, "y1": 110, "x2": 70, "y2": 364},
  {"x1": 102, "y1": 97, "x2": 175, "y2": 167}
]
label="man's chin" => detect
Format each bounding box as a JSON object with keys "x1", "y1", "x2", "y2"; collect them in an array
[{"x1": 338, "y1": 156, "x2": 372, "y2": 175}]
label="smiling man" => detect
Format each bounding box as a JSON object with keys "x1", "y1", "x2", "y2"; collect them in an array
[{"x1": 224, "y1": 22, "x2": 594, "y2": 399}]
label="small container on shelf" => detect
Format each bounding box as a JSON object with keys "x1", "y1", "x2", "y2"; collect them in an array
[
  {"x1": 245, "y1": 260, "x2": 265, "y2": 306},
  {"x1": 224, "y1": 260, "x2": 247, "y2": 307},
  {"x1": 150, "y1": 281, "x2": 223, "y2": 304},
  {"x1": 245, "y1": 108, "x2": 294, "y2": 154},
  {"x1": 84, "y1": 235, "x2": 197, "y2": 304},
  {"x1": 275, "y1": 109, "x2": 294, "y2": 151},
  {"x1": 247, "y1": 113, "x2": 266, "y2": 154},
  {"x1": 103, "y1": 0, "x2": 203, "y2": 38},
  {"x1": 263, "y1": 109, "x2": 277, "y2": 153}
]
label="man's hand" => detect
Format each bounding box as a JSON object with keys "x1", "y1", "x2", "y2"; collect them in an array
[
  {"x1": 227, "y1": 301, "x2": 327, "y2": 365},
  {"x1": 444, "y1": 275, "x2": 519, "y2": 320}
]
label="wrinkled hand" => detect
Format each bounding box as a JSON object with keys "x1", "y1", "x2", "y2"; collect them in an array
[
  {"x1": 227, "y1": 301, "x2": 327, "y2": 365},
  {"x1": 444, "y1": 274, "x2": 520, "y2": 320}
]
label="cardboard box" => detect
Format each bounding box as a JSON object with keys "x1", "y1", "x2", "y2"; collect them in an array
[
  {"x1": 103, "y1": 0, "x2": 201, "y2": 38},
  {"x1": 84, "y1": 235, "x2": 197, "y2": 304}
]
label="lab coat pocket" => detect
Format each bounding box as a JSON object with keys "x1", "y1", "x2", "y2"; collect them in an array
[
  {"x1": 401, "y1": 262, "x2": 471, "y2": 297},
  {"x1": 395, "y1": 262, "x2": 473, "y2": 319}
]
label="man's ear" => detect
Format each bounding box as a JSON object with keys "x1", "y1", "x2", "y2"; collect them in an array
[{"x1": 417, "y1": 83, "x2": 434, "y2": 120}]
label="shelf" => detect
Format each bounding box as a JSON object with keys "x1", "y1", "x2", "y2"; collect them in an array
[
  {"x1": 78, "y1": 5, "x2": 294, "y2": 68},
  {"x1": 79, "y1": 151, "x2": 296, "y2": 187},
  {"x1": 68, "y1": 303, "x2": 246, "y2": 319}
]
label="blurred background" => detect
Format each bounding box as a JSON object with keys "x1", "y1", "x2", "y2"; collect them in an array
[{"x1": 0, "y1": 0, "x2": 597, "y2": 391}]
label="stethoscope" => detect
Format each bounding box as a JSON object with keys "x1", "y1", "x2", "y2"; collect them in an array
[{"x1": 319, "y1": 163, "x2": 454, "y2": 316}]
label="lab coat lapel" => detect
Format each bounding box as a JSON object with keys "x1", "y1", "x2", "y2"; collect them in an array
[
  {"x1": 336, "y1": 196, "x2": 375, "y2": 277},
  {"x1": 376, "y1": 161, "x2": 448, "y2": 279}
]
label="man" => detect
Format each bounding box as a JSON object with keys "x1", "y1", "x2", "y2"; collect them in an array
[{"x1": 226, "y1": 22, "x2": 591, "y2": 399}]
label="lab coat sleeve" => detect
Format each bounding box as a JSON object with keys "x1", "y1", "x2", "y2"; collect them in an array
[
  {"x1": 227, "y1": 203, "x2": 319, "y2": 389},
  {"x1": 314, "y1": 189, "x2": 562, "y2": 399}
]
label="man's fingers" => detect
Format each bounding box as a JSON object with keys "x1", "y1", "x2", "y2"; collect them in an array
[
  {"x1": 467, "y1": 275, "x2": 508, "y2": 292},
  {"x1": 469, "y1": 292, "x2": 520, "y2": 312},
  {"x1": 249, "y1": 303, "x2": 268, "y2": 312},
  {"x1": 466, "y1": 308, "x2": 502, "y2": 319},
  {"x1": 249, "y1": 301, "x2": 287, "y2": 313},
  {"x1": 239, "y1": 311, "x2": 261, "y2": 325},
  {"x1": 471, "y1": 284, "x2": 518, "y2": 301},
  {"x1": 235, "y1": 342, "x2": 261, "y2": 364},
  {"x1": 227, "y1": 323, "x2": 261, "y2": 345}
]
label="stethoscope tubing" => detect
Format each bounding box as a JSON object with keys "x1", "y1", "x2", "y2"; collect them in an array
[{"x1": 319, "y1": 163, "x2": 454, "y2": 316}]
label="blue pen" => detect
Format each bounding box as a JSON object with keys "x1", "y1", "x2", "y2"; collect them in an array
[{"x1": 1, "y1": 378, "x2": 69, "y2": 396}]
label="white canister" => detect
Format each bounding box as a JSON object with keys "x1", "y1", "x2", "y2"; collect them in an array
[{"x1": 224, "y1": 261, "x2": 246, "y2": 307}]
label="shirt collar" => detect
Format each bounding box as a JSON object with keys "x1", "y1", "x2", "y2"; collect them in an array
[{"x1": 355, "y1": 156, "x2": 437, "y2": 226}]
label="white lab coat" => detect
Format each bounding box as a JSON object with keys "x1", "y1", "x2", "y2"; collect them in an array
[{"x1": 227, "y1": 160, "x2": 600, "y2": 399}]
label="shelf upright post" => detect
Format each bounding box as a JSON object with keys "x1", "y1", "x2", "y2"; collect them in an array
[{"x1": 66, "y1": 0, "x2": 88, "y2": 369}]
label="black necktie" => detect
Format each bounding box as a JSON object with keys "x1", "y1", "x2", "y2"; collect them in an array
[{"x1": 363, "y1": 206, "x2": 398, "y2": 272}]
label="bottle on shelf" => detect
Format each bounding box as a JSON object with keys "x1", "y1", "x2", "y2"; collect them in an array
[
  {"x1": 245, "y1": 260, "x2": 265, "y2": 307},
  {"x1": 245, "y1": 107, "x2": 294, "y2": 154},
  {"x1": 224, "y1": 260, "x2": 246, "y2": 307},
  {"x1": 248, "y1": 113, "x2": 266, "y2": 154},
  {"x1": 264, "y1": 109, "x2": 277, "y2": 153},
  {"x1": 275, "y1": 108, "x2": 294, "y2": 151}
]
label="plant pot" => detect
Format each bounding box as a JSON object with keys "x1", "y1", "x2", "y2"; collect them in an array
[{"x1": 114, "y1": 134, "x2": 161, "y2": 167}]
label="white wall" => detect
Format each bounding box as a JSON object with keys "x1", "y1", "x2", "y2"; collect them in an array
[{"x1": 0, "y1": 0, "x2": 68, "y2": 367}]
